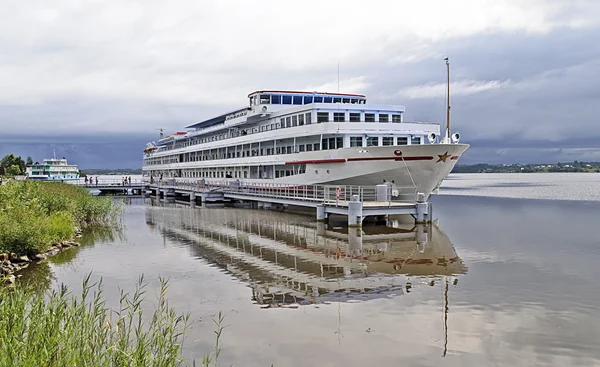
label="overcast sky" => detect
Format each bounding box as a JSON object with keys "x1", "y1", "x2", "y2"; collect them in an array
[{"x1": 1, "y1": 0, "x2": 599, "y2": 168}]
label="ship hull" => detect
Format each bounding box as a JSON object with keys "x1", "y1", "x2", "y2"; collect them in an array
[
  {"x1": 308, "y1": 144, "x2": 469, "y2": 199},
  {"x1": 159, "y1": 143, "x2": 468, "y2": 199}
]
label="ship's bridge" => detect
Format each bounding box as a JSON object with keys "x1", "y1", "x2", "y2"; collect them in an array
[{"x1": 248, "y1": 90, "x2": 367, "y2": 107}]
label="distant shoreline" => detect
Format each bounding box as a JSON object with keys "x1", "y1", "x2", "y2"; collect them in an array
[
  {"x1": 452, "y1": 162, "x2": 600, "y2": 174},
  {"x1": 79, "y1": 169, "x2": 142, "y2": 175}
]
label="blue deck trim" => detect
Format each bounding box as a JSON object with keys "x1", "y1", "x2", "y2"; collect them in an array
[{"x1": 185, "y1": 107, "x2": 249, "y2": 130}]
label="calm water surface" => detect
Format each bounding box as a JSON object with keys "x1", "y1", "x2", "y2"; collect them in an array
[{"x1": 21, "y1": 173, "x2": 600, "y2": 366}]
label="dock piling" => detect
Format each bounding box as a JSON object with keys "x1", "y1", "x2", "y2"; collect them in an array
[
  {"x1": 347, "y1": 197, "x2": 363, "y2": 227},
  {"x1": 316, "y1": 204, "x2": 327, "y2": 222}
]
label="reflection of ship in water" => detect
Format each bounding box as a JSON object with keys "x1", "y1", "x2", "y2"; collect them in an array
[{"x1": 145, "y1": 207, "x2": 467, "y2": 307}]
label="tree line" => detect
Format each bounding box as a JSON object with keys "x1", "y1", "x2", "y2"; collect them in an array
[
  {"x1": 452, "y1": 161, "x2": 600, "y2": 173},
  {"x1": 0, "y1": 154, "x2": 34, "y2": 176}
]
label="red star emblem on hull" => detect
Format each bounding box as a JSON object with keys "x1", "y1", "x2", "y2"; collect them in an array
[{"x1": 437, "y1": 151, "x2": 450, "y2": 163}]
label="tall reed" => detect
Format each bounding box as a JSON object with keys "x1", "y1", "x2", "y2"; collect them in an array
[{"x1": 0, "y1": 274, "x2": 209, "y2": 367}]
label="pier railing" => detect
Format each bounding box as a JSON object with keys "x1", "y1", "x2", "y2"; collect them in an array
[
  {"x1": 73, "y1": 179, "x2": 146, "y2": 187},
  {"x1": 149, "y1": 179, "x2": 419, "y2": 206}
]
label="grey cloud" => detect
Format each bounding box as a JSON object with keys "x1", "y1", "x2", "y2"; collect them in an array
[
  {"x1": 0, "y1": 134, "x2": 151, "y2": 169},
  {"x1": 362, "y1": 29, "x2": 600, "y2": 156},
  {"x1": 1, "y1": 2, "x2": 600, "y2": 166}
]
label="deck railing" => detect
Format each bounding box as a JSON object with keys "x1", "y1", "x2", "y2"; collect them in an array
[
  {"x1": 149, "y1": 179, "x2": 419, "y2": 206},
  {"x1": 73, "y1": 178, "x2": 419, "y2": 205},
  {"x1": 73, "y1": 179, "x2": 146, "y2": 187},
  {"x1": 143, "y1": 119, "x2": 438, "y2": 157}
]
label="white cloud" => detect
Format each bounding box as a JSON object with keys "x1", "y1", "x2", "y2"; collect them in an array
[
  {"x1": 0, "y1": 0, "x2": 598, "y2": 138},
  {"x1": 304, "y1": 76, "x2": 370, "y2": 95},
  {"x1": 0, "y1": 0, "x2": 597, "y2": 108},
  {"x1": 396, "y1": 79, "x2": 510, "y2": 99}
]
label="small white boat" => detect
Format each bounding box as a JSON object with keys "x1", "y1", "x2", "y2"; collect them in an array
[{"x1": 26, "y1": 151, "x2": 80, "y2": 181}]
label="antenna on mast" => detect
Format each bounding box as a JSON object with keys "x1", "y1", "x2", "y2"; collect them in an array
[
  {"x1": 337, "y1": 62, "x2": 340, "y2": 93},
  {"x1": 157, "y1": 128, "x2": 164, "y2": 139},
  {"x1": 444, "y1": 57, "x2": 451, "y2": 143}
]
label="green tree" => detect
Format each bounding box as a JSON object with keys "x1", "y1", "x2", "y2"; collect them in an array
[
  {"x1": 6, "y1": 164, "x2": 21, "y2": 176},
  {"x1": 1, "y1": 154, "x2": 25, "y2": 173},
  {"x1": 26, "y1": 156, "x2": 33, "y2": 166},
  {"x1": 1, "y1": 154, "x2": 16, "y2": 169}
]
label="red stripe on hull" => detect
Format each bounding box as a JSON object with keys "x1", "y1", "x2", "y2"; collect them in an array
[
  {"x1": 347, "y1": 156, "x2": 434, "y2": 162},
  {"x1": 285, "y1": 158, "x2": 346, "y2": 165},
  {"x1": 397, "y1": 156, "x2": 434, "y2": 161},
  {"x1": 346, "y1": 157, "x2": 397, "y2": 162}
]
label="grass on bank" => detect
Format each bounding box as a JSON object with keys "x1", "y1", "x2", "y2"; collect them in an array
[
  {"x1": 0, "y1": 181, "x2": 119, "y2": 255},
  {"x1": 0, "y1": 274, "x2": 226, "y2": 367}
]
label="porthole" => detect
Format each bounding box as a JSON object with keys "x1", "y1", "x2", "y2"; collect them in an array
[
  {"x1": 315, "y1": 170, "x2": 318, "y2": 174},
  {"x1": 326, "y1": 170, "x2": 330, "y2": 174}
]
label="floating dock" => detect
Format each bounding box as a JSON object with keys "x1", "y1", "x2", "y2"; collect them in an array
[
  {"x1": 78, "y1": 179, "x2": 433, "y2": 226},
  {"x1": 146, "y1": 180, "x2": 433, "y2": 227},
  {"x1": 78, "y1": 180, "x2": 146, "y2": 195}
]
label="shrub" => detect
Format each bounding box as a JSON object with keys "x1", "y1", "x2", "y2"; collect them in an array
[{"x1": 0, "y1": 181, "x2": 119, "y2": 254}]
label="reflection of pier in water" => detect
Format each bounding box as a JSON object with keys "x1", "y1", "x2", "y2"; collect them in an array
[{"x1": 145, "y1": 207, "x2": 467, "y2": 307}]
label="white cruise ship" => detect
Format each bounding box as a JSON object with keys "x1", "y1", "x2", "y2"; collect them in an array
[{"x1": 143, "y1": 64, "x2": 468, "y2": 198}]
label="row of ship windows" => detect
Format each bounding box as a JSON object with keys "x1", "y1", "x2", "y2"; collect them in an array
[
  {"x1": 248, "y1": 111, "x2": 402, "y2": 138},
  {"x1": 144, "y1": 136, "x2": 420, "y2": 166},
  {"x1": 146, "y1": 145, "x2": 323, "y2": 165},
  {"x1": 318, "y1": 112, "x2": 402, "y2": 123},
  {"x1": 148, "y1": 165, "x2": 307, "y2": 179},
  {"x1": 263, "y1": 112, "x2": 312, "y2": 132},
  {"x1": 176, "y1": 113, "x2": 313, "y2": 149},
  {"x1": 251, "y1": 94, "x2": 366, "y2": 106},
  {"x1": 166, "y1": 111, "x2": 402, "y2": 151}
]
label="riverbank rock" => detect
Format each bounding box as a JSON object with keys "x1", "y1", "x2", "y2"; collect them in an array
[
  {"x1": 60, "y1": 240, "x2": 81, "y2": 248},
  {"x1": 4, "y1": 275, "x2": 15, "y2": 285},
  {"x1": 2, "y1": 236, "x2": 83, "y2": 285},
  {"x1": 45, "y1": 249, "x2": 60, "y2": 257},
  {"x1": 33, "y1": 253, "x2": 47, "y2": 261},
  {"x1": 12, "y1": 255, "x2": 30, "y2": 263}
]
